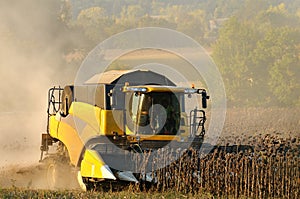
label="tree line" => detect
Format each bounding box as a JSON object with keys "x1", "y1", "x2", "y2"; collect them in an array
[
  {"x1": 63, "y1": 0, "x2": 300, "y2": 107},
  {"x1": 212, "y1": 3, "x2": 300, "y2": 107},
  {"x1": 1, "y1": 0, "x2": 299, "y2": 107}
]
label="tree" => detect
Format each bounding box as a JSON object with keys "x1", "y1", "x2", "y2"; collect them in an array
[
  {"x1": 255, "y1": 3, "x2": 300, "y2": 29},
  {"x1": 59, "y1": 0, "x2": 72, "y2": 24},
  {"x1": 213, "y1": 4, "x2": 300, "y2": 107},
  {"x1": 212, "y1": 17, "x2": 260, "y2": 105},
  {"x1": 119, "y1": 5, "x2": 146, "y2": 28},
  {"x1": 137, "y1": 16, "x2": 176, "y2": 29},
  {"x1": 269, "y1": 53, "x2": 300, "y2": 105},
  {"x1": 176, "y1": 9, "x2": 208, "y2": 43},
  {"x1": 262, "y1": 27, "x2": 300, "y2": 106},
  {"x1": 76, "y1": 7, "x2": 113, "y2": 43}
]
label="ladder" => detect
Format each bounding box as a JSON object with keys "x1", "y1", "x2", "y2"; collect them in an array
[{"x1": 190, "y1": 108, "x2": 206, "y2": 137}]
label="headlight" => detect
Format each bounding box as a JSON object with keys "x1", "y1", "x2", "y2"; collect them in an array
[
  {"x1": 123, "y1": 87, "x2": 147, "y2": 92},
  {"x1": 184, "y1": 88, "x2": 198, "y2": 94}
]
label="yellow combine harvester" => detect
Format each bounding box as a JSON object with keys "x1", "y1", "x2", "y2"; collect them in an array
[{"x1": 40, "y1": 70, "x2": 209, "y2": 190}]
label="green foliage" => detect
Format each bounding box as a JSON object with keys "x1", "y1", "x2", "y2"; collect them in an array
[
  {"x1": 2, "y1": 0, "x2": 300, "y2": 108},
  {"x1": 60, "y1": 0, "x2": 300, "y2": 107},
  {"x1": 76, "y1": 7, "x2": 112, "y2": 43},
  {"x1": 256, "y1": 3, "x2": 300, "y2": 29},
  {"x1": 212, "y1": 3, "x2": 300, "y2": 107},
  {"x1": 176, "y1": 9, "x2": 208, "y2": 43},
  {"x1": 212, "y1": 17, "x2": 261, "y2": 105},
  {"x1": 269, "y1": 47, "x2": 300, "y2": 106},
  {"x1": 0, "y1": 188, "x2": 213, "y2": 199}
]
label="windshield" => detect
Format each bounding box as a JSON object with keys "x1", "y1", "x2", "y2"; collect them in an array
[{"x1": 127, "y1": 92, "x2": 182, "y2": 135}]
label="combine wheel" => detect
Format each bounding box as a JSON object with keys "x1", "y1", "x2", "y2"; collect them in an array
[
  {"x1": 47, "y1": 161, "x2": 61, "y2": 189},
  {"x1": 44, "y1": 158, "x2": 80, "y2": 190}
]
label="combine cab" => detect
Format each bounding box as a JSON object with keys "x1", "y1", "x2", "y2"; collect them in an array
[{"x1": 40, "y1": 70, "x2": 209, "y2": 190}]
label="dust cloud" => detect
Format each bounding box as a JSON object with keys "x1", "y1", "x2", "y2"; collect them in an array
[{"x1": 0, "y1": 0, "x2": 77, "y2": 182}]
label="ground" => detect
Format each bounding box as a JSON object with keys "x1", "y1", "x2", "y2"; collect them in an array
[{"x1": 0, "y1": 107, "x2": 299, "y2": 198}]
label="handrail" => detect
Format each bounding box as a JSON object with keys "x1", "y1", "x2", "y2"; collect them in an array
[
  {"x1": 46, "y1": 86, "x2": 63, "y2": 134},
  {"x1": 189, "y1": 108, "x2": 206, "y2": 138}
]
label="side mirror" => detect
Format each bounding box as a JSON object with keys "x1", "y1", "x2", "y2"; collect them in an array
[{"x1": 201, "y1": 90, "x2": 209, "y2": 108}]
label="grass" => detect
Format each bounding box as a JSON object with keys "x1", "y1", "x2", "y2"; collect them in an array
[{"x1": 0, "y1": 188, "x2": 216, "y2": 199}]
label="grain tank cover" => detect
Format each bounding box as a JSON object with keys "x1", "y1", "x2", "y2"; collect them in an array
[{"x1": 85, "y1": 70, "x2": 175, "y2": 86}]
